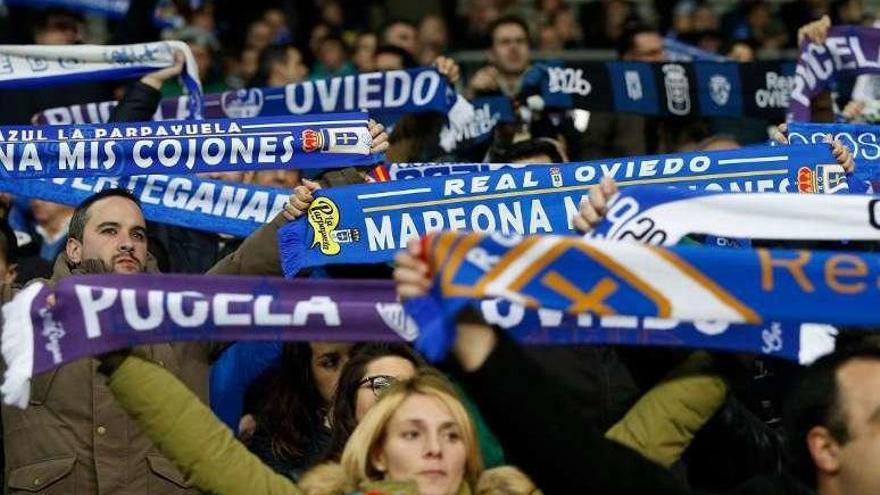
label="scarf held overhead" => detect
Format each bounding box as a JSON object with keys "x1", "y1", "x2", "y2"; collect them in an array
[
  {"x1": 788, "y1": 25, "x2": 880, "y2": 122},
  {"x1": 35, "y1": 67, "x2": 457, "y2": 126},
  {"x1": 521, "y1": 60, "x2": 795, "y2": 120},
  {"x1": 0, "y1": 112, "x2": 379, "y2": 179},
  {"x1": 278, "y1": 144, "x2": 845, "y2": 276},
  {"x1": 586, "y1": 186, "x2": 880, "y2": 245},
  {"x1": 407, "y1": 232, "x2": 880, "y2": 359},
  {"x1": 0, "y1": 273, "x2": 837, "y2": 409},
  {"x1": 786, "y1": 122, "x2": 880, "y2": 190},
  {"x1": 0, "y1": 41, "x2": 203, "y2": 119},
  {"x1": 0, "y1": 175, "x2": 288, "y2": 238}
]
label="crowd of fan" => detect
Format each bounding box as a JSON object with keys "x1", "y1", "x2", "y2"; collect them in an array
[{"x1": 0, "y1": 1, "x2": 879, "y2": 495}]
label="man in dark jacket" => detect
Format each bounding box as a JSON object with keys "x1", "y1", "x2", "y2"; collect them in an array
[{"x1": 0, "y1": 56, "x2": 388, "y2": 493}]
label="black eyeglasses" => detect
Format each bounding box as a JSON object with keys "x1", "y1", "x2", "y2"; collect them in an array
[{"x1": 358, "y1": 375, "x2": 396, "y2": 396}]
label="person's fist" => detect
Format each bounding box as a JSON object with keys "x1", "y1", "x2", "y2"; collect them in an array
[
  {"x1": 282, "y1": 179, "x2": 321, "y2": 221},
  {"x1": 467, "y1": 66, "x2": 500, "y2": 95},
  {"x1": 393, "y1": 240, "x2": 432, "y2": 301},
  {"x1": 141, "y1": 50, "x2": 186, "y2": 90},
  {"x1": 573, "y1": 176, "x2": 618, "y2": 234},
  {"x1": 368, "y1": 119, "x2": 389, "y2": 154},
  {"x1": 797, "y1": 15, "x2": 831, "y2": 46},
  {"x1": 825, "y1": 134, "x2": 855, "y2": 173},
  {"x1": 434, "y1": 56, "x2": 461, "y2": 85}
]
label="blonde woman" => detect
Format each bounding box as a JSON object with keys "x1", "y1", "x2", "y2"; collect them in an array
[{"x1": 100, "y1": 354, "x2": 536, "y2": 495}]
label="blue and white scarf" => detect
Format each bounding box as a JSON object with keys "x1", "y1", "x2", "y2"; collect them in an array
[
  {"x1": 278, "y1": 144, "x2": 845, "y2": 276},
  {"x1": 407, "y1": 231, "x2": 880, "y2": 360},
  {"x1": 663, "y1": 37, "x2": 729, "y2": 62},
  {"x1": 0, "y1": 112, "x2": 379, "y2": 179},
  {"x1": 586, "y1": 186, "x2": 880, "y2": 245},
  {"x1": 0, "y1": 175, "x2": 287, "y2": 238},
  {"x1": 521, "y1": 60, "x2": 796, "y2": 120},
  {"x1": 34, "y1": 68, "x2": 458, "y2": 127},
  {"x1": 3, "y1": 0, "x2": 203, "y2": 29},
  {"x1": 786, "y1": 122, "x2": 880, "y2": 191},
  {"x1": 0, "y1": 42, "x2": 203, "y2": 119}
]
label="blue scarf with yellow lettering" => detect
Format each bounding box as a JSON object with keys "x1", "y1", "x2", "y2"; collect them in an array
[{"x1": 279, "y1": 144, "x2": 846, "y2": 276}]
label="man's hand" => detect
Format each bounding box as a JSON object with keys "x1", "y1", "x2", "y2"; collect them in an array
[
  {"x1": 140, "y1": 51, "x2": 185, "y2": 90},
  {"x1": 369, "y1": 119, "x2": 389, "y2": 154},
  {"x1": 467, "y1": 66, "x2": 500, "y2": 95},
  {"x1": 573, "y1": 177, "x2": 618, "y2": 234},
  {"x1": 798, "y1": 15, "x2": 831, "y2": 45},
  {"x1": 282, "y1": 179, "x2": 321, "y2": 221},
  {"x1": 434, "y1": 56, "x2": 461, "y2": 85},
  {"x1": 773, "y1": 124, "x2": 855, "y2": 174},
  {"x1": 825, "y1": 134, "x2": 855, "y2": 173},
  {"x1": 393, "y1": 240, "x2": 432, "y2": 301}
]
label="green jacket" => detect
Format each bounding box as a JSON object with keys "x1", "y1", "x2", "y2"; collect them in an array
[
  {"x1": 605, "y1": 352, "x2": 727, "y2": 467},
  {"x1": 108, "y1": 356, "x2": 472, "y2": 495}
]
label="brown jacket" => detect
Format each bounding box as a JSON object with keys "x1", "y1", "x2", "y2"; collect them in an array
[{"x1": 1, "y1": 213, "x2": 287, "y2": 494}]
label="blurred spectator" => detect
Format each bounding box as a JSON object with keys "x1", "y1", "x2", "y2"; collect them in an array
[
  {"x1": 308, "y1": 22, "x2": 333, "y2": 65},
  {"x1": 262, "y1": 8, "x2": 290, "y2": 44},
  {"x1": 418, "y1": 14, "x2": 450, "y2": 65},
  {"x1": 228, "y1": 47, "x2": 261, "y2": 88},
  {"x1": 382, "y1": 19, "x2": 420, "y2": 57},
  {"x1": 28, "y1": 200, "x2": 73, "y2": 263},
  {"x1": 538, "y1": 22, "x2": 564, "y2": 51},
  {"x1": 32, "y1": 8, "x2": 82, "y2": 44},
  {"x1": 0, "y1": 211, "x2": 18, "y2": 285},
  {"x1": 780, "y1": 0, "x2": 831, "y2": 47},
  {"x1": 165, "y1": 26, "x2": 226, "y2": 94},
  {"x1": 191, "y1": 4, "x2": 216, "y2": 33},
  {"x1": 725, "y1": 1, "x2": 788, "y2": 49},
  {"x1": 456, "y1": 0, "x2": 501, "y2": 48},
  {"x1": 618, "y1": 24, "x2": 665, "y2": 62},
  {"x1": 467, "y1": 15, "x2": 532, "y2": 98},
  {"x1": 580, "y1": 0, "x2": 642, "y2": 49},
  {"x1": 831, "y1": 0, "x2": 867, "y2": 24},
  {"x1": 353, "y1": 32, "x2": 378, "y2": 72},
  {"x1": 246, "y1": 170, "x2": 302, "y2": 190},
  {"x1": 374, "y1": 45, "x2": 418, "y2": 71},
  {"x1": 550, "y1": 6, "x2": 583, "y2": 48},
  {"x1": 251, "y1": 45, "x2": 308, "y2": 88},
  {"x1": 310, "y1": 35, "x2": 356, "y2": 79},
  {"x1": 246, "y1": 19, "x2": 274, "y2": 52},
  {"x1": 726, "y1": 39, "x2": 757, "y2": 62},
  {"x1": 320, "y1": 1, "x2": 345, "y2": 30}
]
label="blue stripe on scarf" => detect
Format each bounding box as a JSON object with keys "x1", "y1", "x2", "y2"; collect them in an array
[
  {"x1": 408, "y1": 232, "x2": 877, "y2": 360},
  {"x1": 35, "y1": 68, "x2": 456, "y2": 126},
  {"x1": 0, "y1": 112, "x2": 379, "y2": 178},
  {"x1": 519, "y1": 60, "x2": 796, "y2": 120},
  {"x1": 0, "y1": 175, "x2": 287, "y2": 238},
  {"x1": 278, "y1": 144, "x2": 843, "y2": 276},
  {"x1": 786, "y1": 122, "x2": 880, "y2": 191}
]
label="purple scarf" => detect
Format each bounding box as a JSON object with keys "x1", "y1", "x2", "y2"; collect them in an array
[{"x1": 789, "y1": 25, "x2": 880, "y2": 121}]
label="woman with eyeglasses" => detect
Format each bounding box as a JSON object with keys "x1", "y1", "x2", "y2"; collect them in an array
[{"x1": 96, "y1": 353, "x2": 537, "y2": 495}]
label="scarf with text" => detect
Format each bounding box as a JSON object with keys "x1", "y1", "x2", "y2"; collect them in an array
[
  {"x1": 0, "y1": 41, "x2": 202, "y2": 119},
  {"x1": 407, "y1": 232, "x2": 879, "y2": 360},
  {"x1": 586, "y1": 186, "x2": 880, "y2": 245},
  {"x1": 786, "y1": 122, "x2": 880, "y2": 191},
  {"x1": 788, "y1": 26, "x2": 880, "y2": 121},
  {"x1": 521, "y1": 60, "x2": 795, "y2": 120},
  {"x1": 1, "y1": 272, "x2": 839, "y2": 408},
  {"x1": 278, "y1": 144, "x2": 845, "y2": 276},
  {"x1": 0, "y1": 175, "x2": 288, "y2": 238},
  {"x1": 0, "y1": 112, "x2": 379, "y2": 179},
  {"x1": 34, "y1": 67, "x2": 457, "y2": 127}
]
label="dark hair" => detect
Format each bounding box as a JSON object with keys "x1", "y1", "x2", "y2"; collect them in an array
[
  {"x1": 616, "y1": 23, "x2": 660, "y2": 58},
  {"x1": 32, "y1": 8, "x2": 82, "y2": 33},
  {"x1": 375, "y1": 44, "x2": 417, "y2": 69},
  {"x1": 0, "y1": 214, "x2": 17, "y2": 265},
  {"x1": 487, "y1": 138, "x2": 564, "y2": 163},
  {"x1": 322, "y1": 343, "x2": 426, "y2": 461},
  {"x1": 258, "y1": 343, "x2": 331, "y2": 462},
  {"x1": 488, "y1": 15, "x2": 530, "y2": 45},
  {"x1": 783, "y1": 344, "x2": 880, "y2": 487},
  {"x1": 381, "y1": 18, "x2": 418, "y2": 38},
  {"x1": 69, "y1": 188, "x2": 141, "y2": 242},
  {"x1": 251, "y1": 44, "x2": 296, "y2": 87}
]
